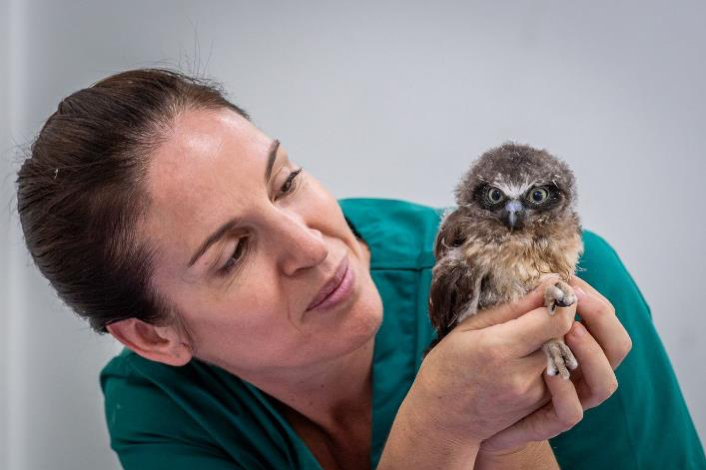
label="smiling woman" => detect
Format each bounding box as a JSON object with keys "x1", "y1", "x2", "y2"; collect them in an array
[
  {"x1": 119, "y1": 103, "x2": 383, "y2": 376},
  {"x1": 14, "y1": 69, "x2": 705, "y2": 469}
]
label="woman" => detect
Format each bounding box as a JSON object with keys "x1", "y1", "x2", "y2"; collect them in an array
[{"x1": 16, "y1": 69, "x2": 704, "y2": 469}]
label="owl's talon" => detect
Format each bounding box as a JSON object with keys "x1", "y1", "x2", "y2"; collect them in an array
[
  {"x1": 543, "y1": 339, "x2": 577, "y2": 380},
  {"x1": 545, "y1": 281, "x2": 576, "y2": 315},
  {"x1": 546, "y1": 360, "x2": 558, "y2": 376},
  {"x1": 555, "y1": 293, "x2": 577, "y2": 308},
  {"x1": 560, "y1": 342, "x2": 579, "y2": 370}
]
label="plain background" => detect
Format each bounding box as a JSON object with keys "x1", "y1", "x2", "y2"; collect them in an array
[{"x1": 1, "y1": 1, "x2": 704, "y2": 468}]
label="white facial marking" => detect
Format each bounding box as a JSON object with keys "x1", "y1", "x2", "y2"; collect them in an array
[{"x1": 493, "y1": 178, "x2": 534, "y2": 199}]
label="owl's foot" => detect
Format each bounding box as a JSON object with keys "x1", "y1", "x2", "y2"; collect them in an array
[
  {"x1": 544, "y1": 280, "x2": 577, "y2": 315},
  {"x1": 542, "y1": 338, "x2": 579, "y2": 380}
]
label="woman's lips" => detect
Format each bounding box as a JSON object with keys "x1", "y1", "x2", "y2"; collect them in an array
[{"x1": 306, "y1": 256, "x2": 354, "y2": 312}]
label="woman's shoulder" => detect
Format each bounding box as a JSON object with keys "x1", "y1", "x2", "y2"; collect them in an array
[
  {"x1": 100, "y1": 350, "x2": 224, "y2": 461},
  {"x1": 576, "y1": 229, "x2": 653, "y2": 320},
  {"x1": 100, "y1": 350, "x2": 319, "y2": 468}
]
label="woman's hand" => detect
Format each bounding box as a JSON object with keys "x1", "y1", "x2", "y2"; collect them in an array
[
  {"x1": 479, "y1": 275, "x2": 632, "y2": 452},
  {"x1": 411, "y1": 276, "x2": 580, "y2": 448},
  {"x1": 379, "y1": 276, "x2": 631, "y2": 469}
]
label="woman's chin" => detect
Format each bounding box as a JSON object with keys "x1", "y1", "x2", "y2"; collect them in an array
[
  {"x1": 335, "y1": 279, "x2": 384, "y2": 352},
  {"x1": 307, "y1": 278, "x2": 383, "y2": 363}
]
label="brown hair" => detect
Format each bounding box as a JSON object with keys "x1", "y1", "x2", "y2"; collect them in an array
[{"x1": 15, "y1": 68, "x2": 249, "y2": 334}]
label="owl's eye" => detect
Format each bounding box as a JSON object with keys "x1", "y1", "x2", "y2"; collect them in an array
[
  {"x1": 487, "y1": 187, "x2": 504, "y2": 204},
  {"x1": 451, "y1": 236, "x2": 465, "y2": 247},
  {"x1": 528, "y1": 187, "x2": 549, "y2": 204}
]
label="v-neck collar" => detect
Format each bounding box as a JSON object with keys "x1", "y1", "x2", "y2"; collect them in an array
[
  {"x1": 341, "y1": 199, "x2": 438, "y2": 468},
  {"x1": 244, "y1": 198, "x2": 438, "y2": 469}
]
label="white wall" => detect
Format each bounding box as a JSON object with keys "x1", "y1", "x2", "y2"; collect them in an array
[
  {"x1": 2, "y1": 5, "x2": 125, "y2": 470},
  {"x1": 1, "y1": 1, "x2": 12, "y2": 466},
  {"x1": 2, "y1": 1, "x2": 704, "y2": 468}
]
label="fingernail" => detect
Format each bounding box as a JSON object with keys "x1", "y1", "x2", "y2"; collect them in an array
[
  {"x1": 575, "y1": 287, "x2": 587, "y2": 301},
  {"x1": 571, "y1": 321, "x2": 586, "y2": 337}
]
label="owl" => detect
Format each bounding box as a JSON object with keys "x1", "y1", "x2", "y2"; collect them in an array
[{"x1": 428, "y1": 143, "x2": 584, "y2": 379}]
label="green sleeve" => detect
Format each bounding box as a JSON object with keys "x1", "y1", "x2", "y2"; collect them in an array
[{"x1": 550, "y1": 231, "x2": 706, "y2": 470}]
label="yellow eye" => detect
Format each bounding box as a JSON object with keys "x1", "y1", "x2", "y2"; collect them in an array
[
  {"x1": 528, "y1": 187, "x2": 549, "y2": 204},
  {"x1": 487, "y1": 187, "x2": 504, "y2": 204}
]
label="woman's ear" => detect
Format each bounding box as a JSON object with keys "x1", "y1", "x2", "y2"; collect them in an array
[{"x1": 106, "y1": 318, "x2": 193, "y2": 366}]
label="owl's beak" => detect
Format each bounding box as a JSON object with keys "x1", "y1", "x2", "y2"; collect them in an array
[{"x1": 503, "y1": 200, "x2": 525, "y2": 230}]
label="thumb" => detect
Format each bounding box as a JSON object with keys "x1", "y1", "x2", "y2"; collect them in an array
[{"x1": 458, "y1": 275, "x2": 561, "y2": 331}]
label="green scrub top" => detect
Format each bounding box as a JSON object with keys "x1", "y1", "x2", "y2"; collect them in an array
[{"x1": 100, "y1": 198, "x2": 705, "y2": 469}]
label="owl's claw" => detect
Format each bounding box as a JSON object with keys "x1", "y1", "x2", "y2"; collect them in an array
[
  {"x1": 545, "y1": 280, "x2": 577, "y2": 315},
  {"x1": 542, "y1": 281, "x2": 578, "y2": 378},
  {"x1": 543, "y1": 338, "x2": 578, "y2": 380}
]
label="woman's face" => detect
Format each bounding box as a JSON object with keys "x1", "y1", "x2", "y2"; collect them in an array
[{"x1": 139, "y1": 107, "x2": 383, "y2": 375}]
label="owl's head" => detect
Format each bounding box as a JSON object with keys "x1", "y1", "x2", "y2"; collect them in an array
[{"x1": 454, "y1": 143, "x2": 577, "y2": 232}]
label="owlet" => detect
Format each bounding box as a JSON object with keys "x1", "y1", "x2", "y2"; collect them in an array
[{"x1": 428, "y1": 143, "x2": 584, "y2": 379}]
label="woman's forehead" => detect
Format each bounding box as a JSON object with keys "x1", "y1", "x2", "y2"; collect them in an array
[
  {"x1": 148, "y1": 108, "x2": 270, "y2": 199},
  {"x1": 141, "y1": 108, "x2": 272, "y2": 261}
]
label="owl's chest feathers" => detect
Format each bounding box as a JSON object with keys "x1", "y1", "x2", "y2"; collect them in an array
[{"x1": 463, "y1": 229, "x2": 583, "y2": 307}]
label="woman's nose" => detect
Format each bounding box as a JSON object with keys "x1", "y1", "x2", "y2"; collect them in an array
[{"x1": 271, "y1": 210, "x2": 328, "y2": 276}]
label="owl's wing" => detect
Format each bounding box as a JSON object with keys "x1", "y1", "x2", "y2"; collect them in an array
[
  {"x1": 429, "y1": 206, "x2": 485, "y2": 340},
  {"x1": 428, "y1": 252, "x2": 483, "y2": 341},
  {"x1": 434, "y1": 206, "x2": 473, "y2": 259}
]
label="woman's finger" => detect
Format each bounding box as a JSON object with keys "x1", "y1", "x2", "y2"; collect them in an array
[
  {"x1": 565, "y1": 322, "x2": 619, "y2": 409},
  {"x1": 572, "y1": 287, "x2": 632, "y2": 369},
  {"x1": 569, "y1": 276, "x2": 612, "y2": 311},
  {"x1": 481, "y1": 372, "x2": 583, "y2": 451},
  {"x1": 483, "y1": 300, "x2": 576, "y2": 357},
  {"x1": 544, "y1": 372, "x2": 584, "y2": 429},
  {"x1": 459, "y1": 275, "x2": 563, "y2": 331},
  {"x1": 520, "y1": 349, "x2": 554, "y2": 377}
]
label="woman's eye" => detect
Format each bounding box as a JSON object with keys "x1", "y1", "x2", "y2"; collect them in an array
[
  {"x1": 278, "y1": 168, "x2": 303, "y2": 198},
  {"x1": 528, "y1": 187, "x2": 549, "y2": 204},
  {"x1": 219, "y1": 238, "x2": 247, "y2": 275},
  {"x1": 487, "y1": 187, "x2": 504, "y2": 204},
  {"x1": 217, "y1": 169, "x2": 303, "y2": 277}
]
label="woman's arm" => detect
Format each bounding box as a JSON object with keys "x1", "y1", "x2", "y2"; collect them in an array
[
  {"x1": 377, "y1": 394, "x2": 481, "y2": 469},
  {"x1": 474, "y1": 441, "x2": 559, "y2": 470}
]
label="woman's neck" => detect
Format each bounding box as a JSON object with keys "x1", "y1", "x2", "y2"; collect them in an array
[{"x1": 247, "y1": 335, "x2": 374, "y2": 434}]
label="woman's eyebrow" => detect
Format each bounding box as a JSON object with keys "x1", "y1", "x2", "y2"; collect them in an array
[
  {"x1": 263, "y1": 139, "x2": 280, "y2": 183},
  {"x1": 187, "y1": 139, "x2": 281, "y2": 269}
]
